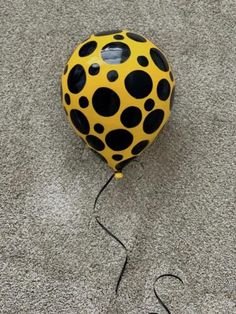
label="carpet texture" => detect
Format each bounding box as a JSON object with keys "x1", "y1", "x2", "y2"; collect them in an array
[{"x1": 1, "y1": 0, "x2": 235, "y2": 313}]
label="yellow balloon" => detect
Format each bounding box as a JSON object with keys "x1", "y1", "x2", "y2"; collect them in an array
[{"x1": 61, "y1": 30, "x2": 175, "y2": 178}]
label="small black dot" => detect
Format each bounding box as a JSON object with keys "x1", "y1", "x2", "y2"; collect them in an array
[
  {"x1": 144, "y1": 98, "x2": 155, "y2": 111},
  {"x1": 79, "y1": 41, "x2": 97, "y2": 57},
  {"x1": 89, "y1": 63, "x2": 100, "y2": 75},
  {"x1": 114, "y1": 34, "x2": 124, "y2": 40},
  {"x1": 143, "y1": 109, "x2": 164, "y2": 134},
  {"x1": 112, "y1": 154, "x2": 123, "y2": 161},
  {"x1": 106, "y1": 129, "x2": 133, "y2": 151},
  {"x1": 157, "y1": 79, "x2": 170, "y2": 101},
  {"x1": 64, "y1": 64, "x2": 68, "y2": 75},
  {"x1": 137, "y1": 56, "x2": 149, "y2": 67},
  {"x1": 64, "y1": 93, "x2": 70, "y2": 105},
  {"x1": 101, "y1": 42, "x2": 131, "y2": 64},
  {"x1": 94, "y1": 123, "x2": 104, "y2": 134},
  {"x1": 125, "y1": 70, "x2": 153, "y2": 99},
  {"x1": 132, "y1": 140, "x2": 149, "y2": 155},
  {"x1": 95, "y1": 30, "x2": 122, "y2": 36},
  {"x1": 70, "y1": 109, "x2": 90, "y2": 135},
  {"x1": 170, "y1": 86, "x2": 175, "y2": 110},
  {"x1": 86, "y1": 135, "x2": 105, "y2": 151},
  {"x1": 79, "y1": 96, "x2": 89, "y2": 108},
  {"x1": 107, "y1": 70, "x2": 118, "y2": 82},
  {"x1": 150, "y1": 48, "x2": 169, "y2": 72},
  {"x1": 169, "y1": 71, "x2": 174, "y2": 81},
  {"x1": 67, "y1": 64, "x2": 86, "y2": 94},
  {"x1": 116, "y1": 157, "x2": 135, "y2": 170},
  {"x1": 92, "y1": 87, "x2": 120, "y2": 117},
  {"x1": 126, "y1": 32, "x2": 147, "y2": 42},
  {"x1": 121, "y1": 106, "x2": 142, "y2": 128}
]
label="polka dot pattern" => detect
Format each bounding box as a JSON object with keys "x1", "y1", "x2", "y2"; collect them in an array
[
  {"x1": 121, "y1": 106, "x2": 142, "y2": 128},
  {"x1": 92, "y1": 87, "x2": 120, "y2": 117},
  {"x1": 125, "y1": 70, "x2": 153, "y2": 99},
  {"x1": 67, "y1": 64, "x2": 86, "y2": 94},
  {"x1": 62, "y1": 30, "x2": 174, "y2": 173}
]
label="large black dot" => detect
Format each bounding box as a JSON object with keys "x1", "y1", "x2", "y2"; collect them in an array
[
  {"x1": 157, "y1": 79, "x2": 170, "y2": 101},
  {"x1": 144, "y1": 98, "x2": 155, "y2": 111},
  {"x1": 126, "y1": 32, "x2": 146, "y2": 42},
  {"x1": 94, "y1": 123, "x2": 104, "y2": 134},
  {"x1": 79, "y1": 41, "x2": 97, "y2": 57},
  {"x1": 137, "y1": 56, "x2": 149, "y2": 67},
  {"x1": 121, "y1": 106, "x2": 142, "y2": 128},
  {"x1": 125, "y1": 70, "x2": 153, "y2": 99},
  {"x1": 112, "y1": 154, "x2": 123, "y2": 161},
  {"x1": 79, "y1": 96, "x2": 89, "y2": 108},
  {"x1": 132, "y1": 140, "x2": 149, "y2": 155},
  {"x1": 143, "y1": 109, "x2": 164, "y2": 134},
  {"x1": 70, "y1": 109, "x2": 90, "y2": 134},
  {"x1": 89, "y1": 63, "x2": 100, "y2": 75},
  {"x1": 95, "y1": 30, "x2": 122, "y2": 36},
  {"x1": 64, "y1": 93, "x2": 70, "y2": 105},
  {"x1": 101, "y1": 42, "x2": 131, "y2": 64},
  {"x1": 150, "y1": 48, "x2": 169, "y2": 72},
  {"x1": 67, "y1": 64, "x2": 86, "y2": 94},
  {"x1": 107, "y1": 70, "x2": 118, "y2": 82},
  {"x1": 86, "y1": 135, "x2": 105, "y2": 151},
  {"x1": 92, "y1": 87, "x2": 120, "y2": 117},
  {"x1": 170, "y1": 86, "x2": 175, "y2": 110},
  {"x1": 105, "y1": 129, "x2": 133, "y2": 151},
  {"x1": 116, "y1": 157, "x2": 136, "y2": 170}
]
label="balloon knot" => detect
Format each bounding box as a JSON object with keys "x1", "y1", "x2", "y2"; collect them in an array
[{"x1": 115, "y1": 172, "x2": 123, "y2": 180}]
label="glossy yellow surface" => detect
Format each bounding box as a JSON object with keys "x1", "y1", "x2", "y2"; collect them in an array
[{"x1": 61, "y1": 30, "x2": 175, "y2": 177}]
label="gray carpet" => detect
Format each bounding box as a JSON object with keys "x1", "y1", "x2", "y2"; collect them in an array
[{"x1": 1, "y1": 0, "x2": 235, "y2": 313}]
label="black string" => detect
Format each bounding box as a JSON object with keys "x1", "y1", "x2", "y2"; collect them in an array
[
  {"x1": 93, "y1": 173, "x2": 128, "y2": 295},
  {"x1": 150, "y1": 274, "x2": 184, "y2": 314}
]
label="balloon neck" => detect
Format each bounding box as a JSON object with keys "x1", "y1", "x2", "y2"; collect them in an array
[{"x1": 115, "y1": 171, "x2": 123, "y2": 180}]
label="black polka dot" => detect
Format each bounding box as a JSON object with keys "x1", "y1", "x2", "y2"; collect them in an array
[
  {"x1": 144, "y1": 98, "x2": 155, "y2": 111},
  {"x1": 121, "y1": 106, "x2": 142, "y2": 128},
  {"x1": 86, "y1": 135, "x2": 105, "y2": 151},
  {"x1": 150, "y1": 48, "x2": 169, "y2": 72},
  {"x1": 157, "y1": 79, "x2": 170, "y2": 101},
  {"x1": 79, "y1": 96, "x2": 89, "y2": 108},
  {"x1": 70, "y1": 109, "x2": 90, "y2": 134},
  {"x1": 137, "y1": 56, "x2": 149, "y2": 67},
  {"x1": 114, "y1": 34, "x2": 124, "y2": 40},
  {"x1": 64, "y1": 93, "x2": 70, "y2": 105},
  {"x1": 106, "y1": 129, "x2": 133, "y2": 151},
  {"x1": 125, "y1": 70, "x2": 153, "y2": 99},
  {"x1": 112, "y1": 154, "x2": 123, "y2": 161},
  {"x1": 126, "y1": 32, "x2": 146, "y2": 42},
  {"x1": 79, "y1": 41, "x2": 97, "y2": 57},
  {"x1": 169, "y1": 71, "x2": 174, "y2": 81},
  {"x1": 95, "y1": 30, "x2": 122, "y2": 36},
  {"x1": 92, "y1": 87, "x2": 120, "y2": 116},
  {"x1": 132, "y1": 140, "x2": 149, "y2": 155},
  {"x1": 143, "y1": 109, "x2": 164, "y2": 134},
  {"x1": 64, "y1": 64, "x2": 68, "y2": 75},
  {"x1": 101, "y1": 42, "x2": 131, "y2": 64},
  {"x1": 63, "y1": 107, "x2": 68, "y2": 116},
  {"x1": 116, "y1": 157, "x2": 135, "y2": 170},
  {"x1": 89, "y1": 63, "x2": 100, "y2": 75},
  {"x1": 94, "y1": 123, "x2": 104, "y2": 133},
  {"x1": 107, "y1": 70, "x2": 118, "y2": 82},
  {"x1": 67, "y1": 64, "x2": 86, "y2": 94},
  {"x1": 170, "y1": 86, "x2": 175, "y2": 110}
]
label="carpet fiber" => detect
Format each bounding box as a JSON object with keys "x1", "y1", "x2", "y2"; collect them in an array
[{"x1": 1, "y1": 0, "x2": 235, "y2": 313}]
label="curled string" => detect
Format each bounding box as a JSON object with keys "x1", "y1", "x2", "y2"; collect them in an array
[
  {"x1": 93, "y1": 173, "x2": 128, "y2": 295},
  {"x1": 150, "y1": 274, "x2": 184, "y2": 314}
]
